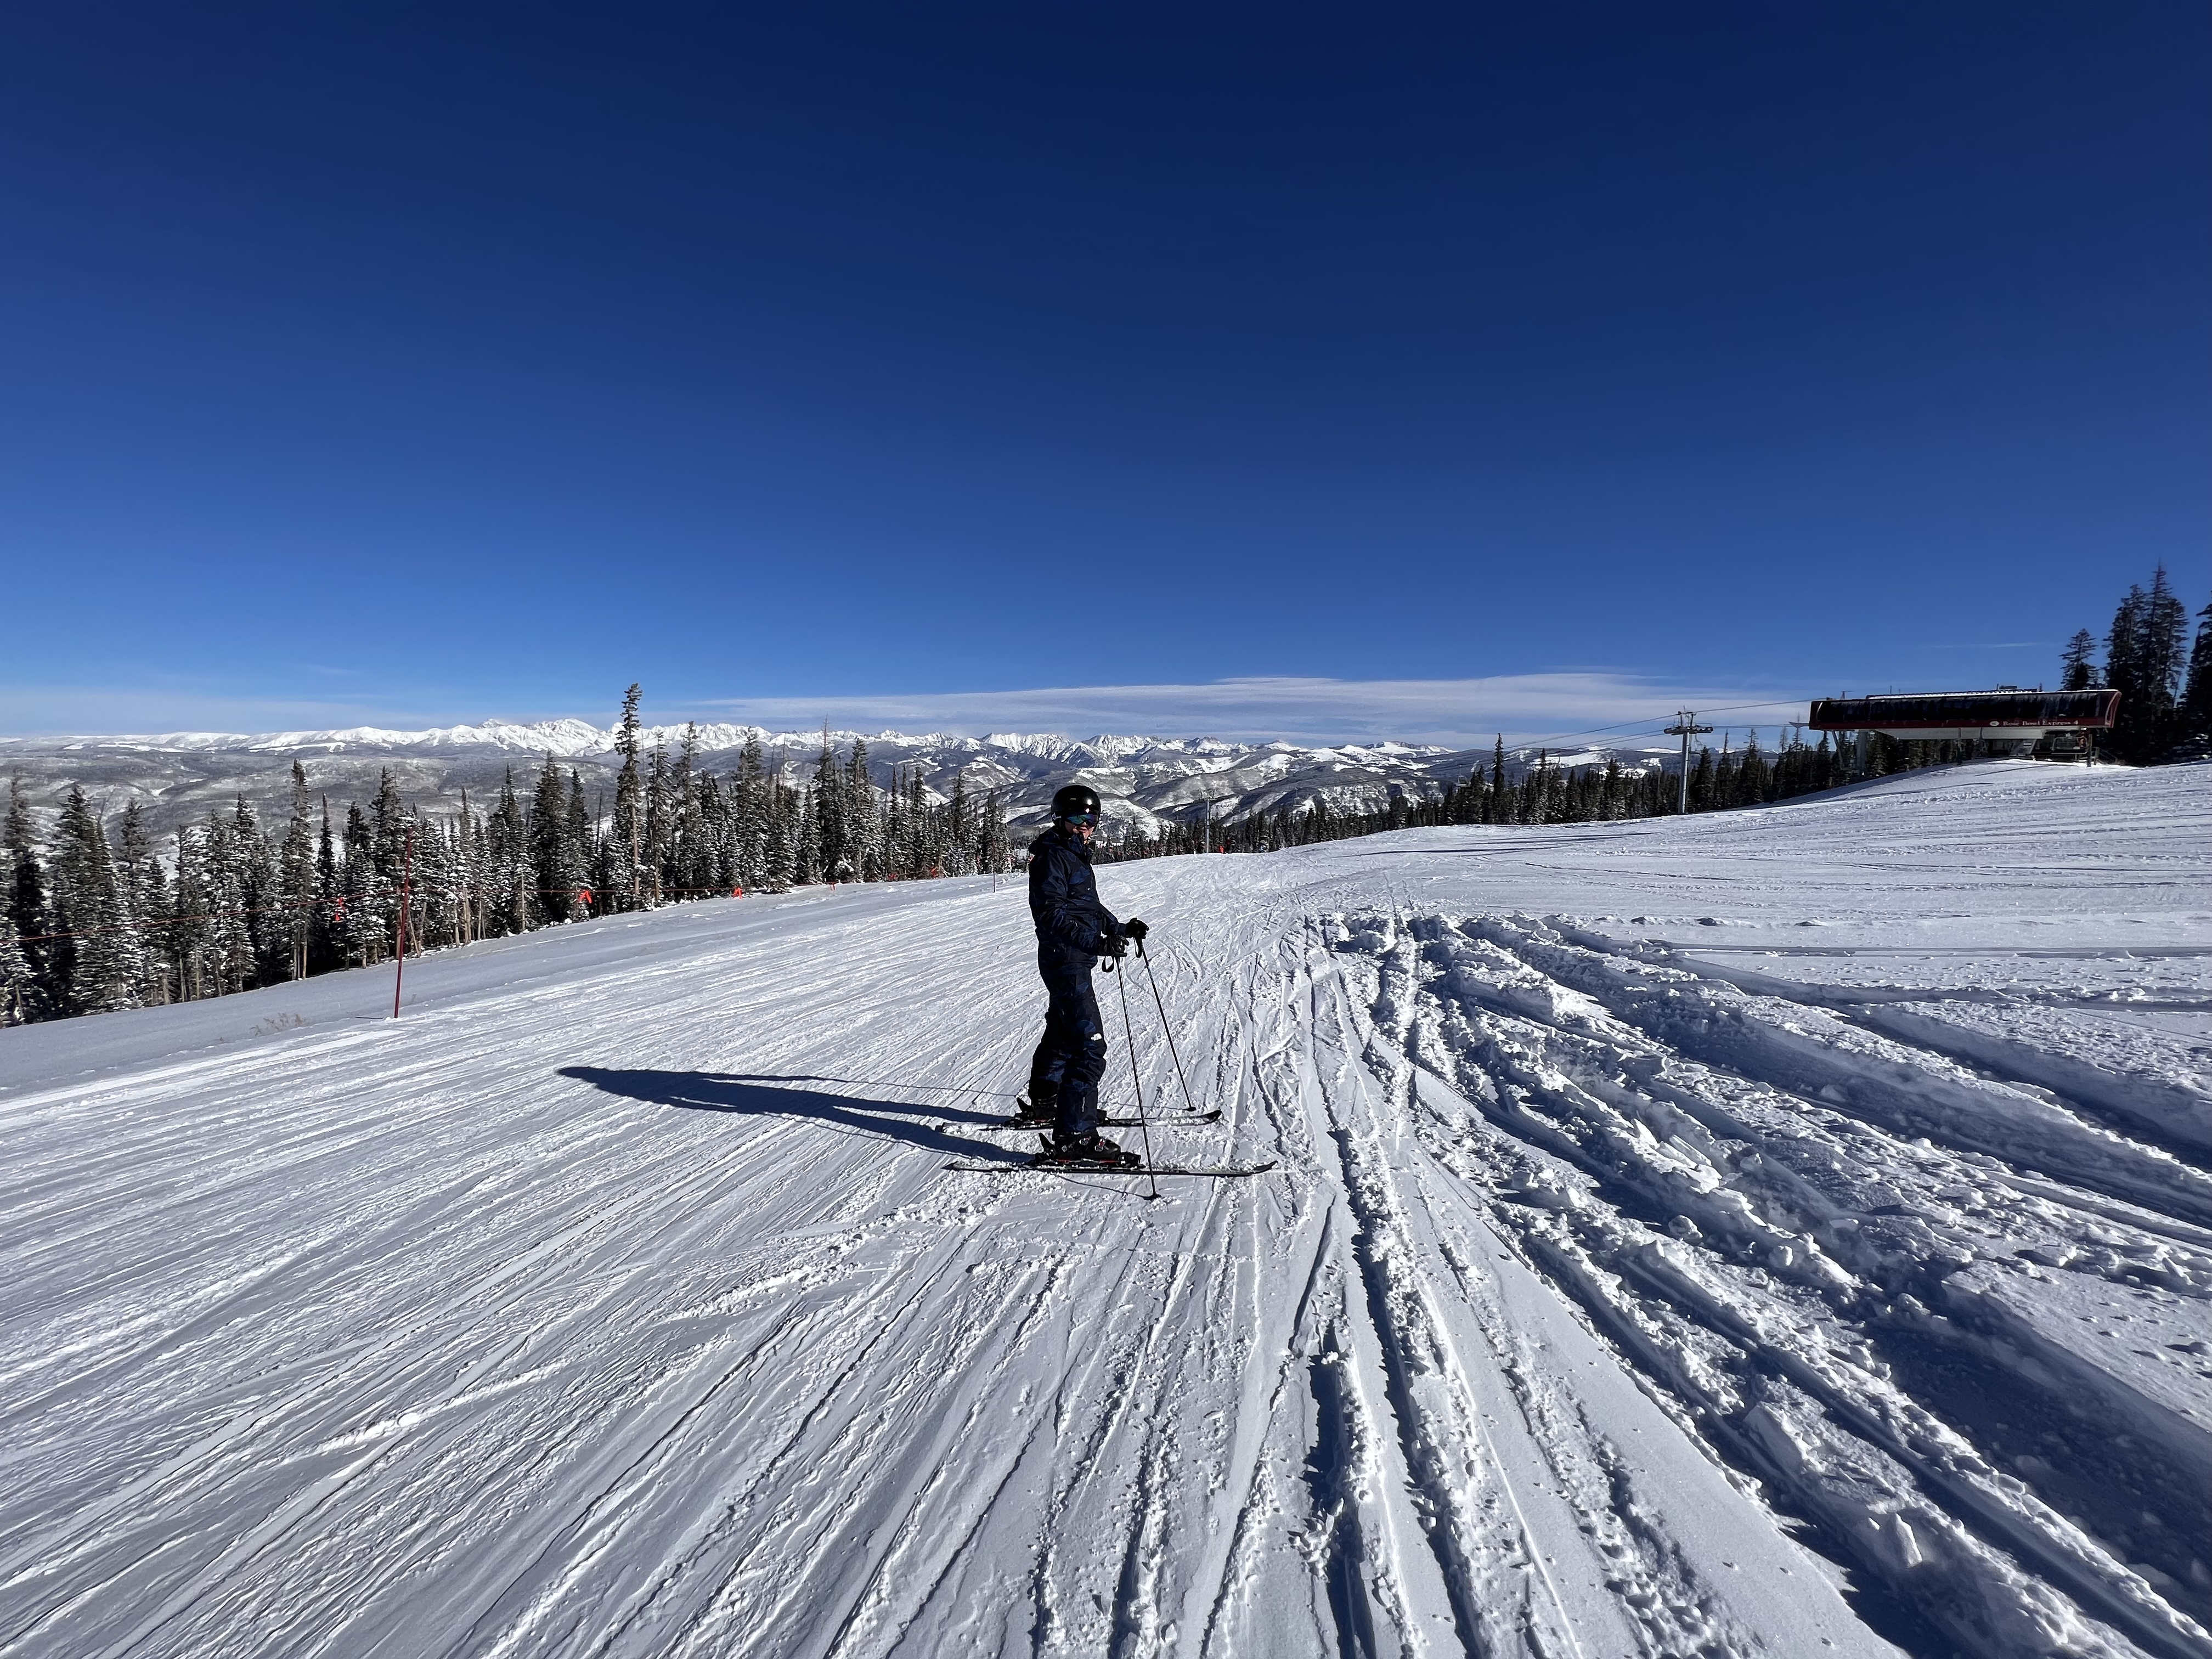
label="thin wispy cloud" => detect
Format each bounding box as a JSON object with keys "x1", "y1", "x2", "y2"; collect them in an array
[
  {"x1": 687, "y1": 674, "x2": 1812, "y2": 748},
  {"x1": 0, "y1": 686, "x2": 445, "y2": 738},
  {"x1": 2, "y1": 672, "x2": 1818, "y2": 747}
]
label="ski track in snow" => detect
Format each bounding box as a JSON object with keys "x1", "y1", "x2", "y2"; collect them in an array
[{"x1": 4, "y1": 760, "x2": 2211, "y2": 1658}]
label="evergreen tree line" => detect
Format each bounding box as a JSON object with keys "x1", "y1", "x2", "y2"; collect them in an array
[
  {"x1": 1, "y1": 686, "x2": 1011, "y2": 1026},
  {"x1": 1093, "y1": 724, "x2": 1985, "y2": 860},
  {"x1": 2058, "y1": 563, "x2": 2212, "y2": 764}
]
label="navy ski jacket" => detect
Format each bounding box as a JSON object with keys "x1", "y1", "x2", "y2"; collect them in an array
[{"x1": 1028, "y1": 823, "x2": 1122, "y2": 974}]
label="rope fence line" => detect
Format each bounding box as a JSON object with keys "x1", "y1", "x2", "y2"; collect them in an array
[
  {"x1": 10, "y1": 884, "x2": 760, "y2": 947},
  {"x1": 9, "y1": 857, "x2": 1028, "y2": 947},
  {"x1": 11, "y1": 841, "x2": 1041, "y2": 951}
]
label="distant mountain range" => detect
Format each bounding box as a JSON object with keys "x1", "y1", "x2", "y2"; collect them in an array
[{"x1": 0, "y1": 720, "x2": 1671, "y2": 841}]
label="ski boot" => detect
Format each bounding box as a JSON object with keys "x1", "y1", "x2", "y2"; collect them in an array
[
  {"x1": 1034, "y1": 1131, "x2": 1141, "y2": 1171},
  {"x1": 1007, "y1": 1086, "x2": 1057, "y2": 1131}
]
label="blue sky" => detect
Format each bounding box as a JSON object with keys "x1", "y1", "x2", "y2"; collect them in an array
[{"x1": 2, "y1": 4, "x2": 2205, "y2": 743}]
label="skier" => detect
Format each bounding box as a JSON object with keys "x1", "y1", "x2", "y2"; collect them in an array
[{"x1": 1014, "y1": 783, "x2": 1149, "y2": 1166}]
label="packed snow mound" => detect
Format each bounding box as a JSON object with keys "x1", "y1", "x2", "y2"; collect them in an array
[
  {"x1": 0, "y1": 719, "x2": 1660, "y2": 840},
  {"x1": 4, "y1": 760, "x2": 2208, "y2": 1659}
]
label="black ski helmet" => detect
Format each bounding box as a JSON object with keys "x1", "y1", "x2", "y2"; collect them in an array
[{"x1": 1051, "y1": 783, "x2": 1103, "y2": 824}]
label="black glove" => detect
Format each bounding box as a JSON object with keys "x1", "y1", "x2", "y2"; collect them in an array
[
  {"x1": 1101, "y1": 933, "x2": 1130, "y2": 959},
  {"x1": 1124, "y1": 918, "x2": 1148, "y2": 944}
]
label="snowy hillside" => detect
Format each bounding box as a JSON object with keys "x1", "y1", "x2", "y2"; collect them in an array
[
  {"x1": 0, "y1": 720, "x2": 1666, "y2": 842},
  {"x1": 4, "y1": 760, "x2": 2209, "y2": 1658}
]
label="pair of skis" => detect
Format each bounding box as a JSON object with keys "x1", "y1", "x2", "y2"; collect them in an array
[
  {"x1": 950, "y1": 1161, "x2": 1276, "y2": 1178},
  {"x1": 947, "y1": 1148, "x2": 1275, "y2": 1180},
  {"x1": 948, "y1": 1109, "x2": 1271, "y2": 1180}
]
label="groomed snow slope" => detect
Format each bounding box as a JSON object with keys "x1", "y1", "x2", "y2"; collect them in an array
[{"x1": 4, "y1": 760, "x2": 2209, "y2": 1659}]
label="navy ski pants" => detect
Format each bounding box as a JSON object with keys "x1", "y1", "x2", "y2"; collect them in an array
[{"x1": 1028, "y1": 967, "x2": 1109, "y2": 1140}]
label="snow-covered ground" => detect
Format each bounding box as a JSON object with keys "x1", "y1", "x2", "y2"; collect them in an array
[{"x1": 4, "y1": 760, "x2": 2209, "y2": 1659}]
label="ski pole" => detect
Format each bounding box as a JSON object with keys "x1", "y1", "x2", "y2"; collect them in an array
[
  {"x1": 1137, "y1": 939, "x2": 1201, "y2": 1119},
  {"x1": 1110, "y1": 955, "x2": 1161, "y2": 1200}
]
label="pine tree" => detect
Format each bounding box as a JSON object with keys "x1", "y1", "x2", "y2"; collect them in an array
[
  {"x1": 698, "y1": 770, "x2": 733, "y2": 891},
  {"x1": 670, "y1": 723, "x2": 702, "y2": 896},
  {"x1": 314, "y1": 798, "x2": 339, "y2": 970},
  {"x1": 449, "y1": 809, "x2": 471, "y2": 945},
  {"x1": 406, "y1": 806, "x2": 447, "y2": 951},
  {"x1": 845, "y1": 738, "x2": 876, "y2": 879},
  {"x1": 2106, "y1": 583, "x2": 2149, "y2": 760},
  {"x1": 360, "y1": 771, "x2": 411, "y2": 964},
  {"x1": 2179, "y1": 595, "x2": 2212, "y2": 756},
  {"x1": 167, "y1": 825, "x2": 210, "y2": 996},
  {"x1": 810, "y1": 730, "x2": 840, "y2": 882},
  {"x1": 566, "y1": 770, "x2": 592, "y2": 911},
  {"x1": 1688, "y1": 745, "x2": 1715, "y2": 811},
  {"x1": 531, "y1": 755, "x2": 577, "y2": 926},
  {"x1": 340, "y1": 803, "x2": 375, "y2": 966},
  {"x1": 4, "y1": 774, "x2": 53, "y2": 1018},
  {"x1": 945, "y1": 772, "x2": 970, "y2": 874},
  {"x1": 488, "y1": 769, "x2": 529, "y2": 935},
  {"x1": 978, "y1": 787, "x2": 1006, "y2": 873},
  {"x1": 763, "y1": 750, "x2": 795, "y2": 891},
  {"x1": 115, "y1": 802, "x2": 163, "y2": 1003},
  {"x1": 2060, "y1": 629, "x2": 2100, "y2": 690},
  {"x1": 279, "y1": 763, "x2": 317, "y2": 979},
  {"x1": 480, "y1": 792, "x2": 501, "y2": 934},
  {"x1": 198, "y1": 807, "x2": 242, "y2": 991},
  {"x1": 2102, "y1": 569, "x2": 2190, "y2": 761},
  {"x1": 1735, "y1": 730, "x2": 1770, "y2": 806},
  {"x1": 733, "y1": 732, "x2": 768, "y2": 890},
  {"x1": 233, "y1": 795, "x2": 279, "y2": 986},
  {"x1": 644, "y1": 740, "x2": 672, "y2": 905},
  {"x1": 612, "y1": 684, "x2": 645, "y2": 910},
  {"x1": 794, "y1": 789, "x2": 822, "y2": 886},
  {"x1": 49, "y1": 787, "x2": 138, "y2": 1014},
  {"x1": 1451, "y1": 764, "x2": 1485, "y2": 825},
  {"x1": 2137, "y1": 566, "x2": 2190, "y2": 758},
  {"x1": 0, "y1": 906, "x2": 31, "y2": 1025}
]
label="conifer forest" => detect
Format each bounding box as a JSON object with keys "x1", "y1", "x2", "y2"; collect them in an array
[
  {"x1": 5, "y1": 562, "x2": 2209, "y2": 1030},
  {"x1": 2, "y1": 688, "x2": 1014, "y2": 1026}
]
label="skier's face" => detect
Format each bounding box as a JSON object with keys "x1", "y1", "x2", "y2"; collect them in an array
[{"x1": 1074, "y1": 820, "x2": 1094, "y2": 843}]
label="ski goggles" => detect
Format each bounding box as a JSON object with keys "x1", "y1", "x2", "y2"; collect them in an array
[{"x1": 1062, "y1": 810, "x2": 1099, "y2": 827}]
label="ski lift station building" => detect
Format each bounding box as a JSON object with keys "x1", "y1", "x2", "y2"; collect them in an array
[{"x1": 1807, "y1": 686, "x2": 2120, "y2": 759}]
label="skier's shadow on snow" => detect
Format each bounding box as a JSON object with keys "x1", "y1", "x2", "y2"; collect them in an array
[{"x1": 557, "y1": 1067, "x2": 1028, "y2": 1164}]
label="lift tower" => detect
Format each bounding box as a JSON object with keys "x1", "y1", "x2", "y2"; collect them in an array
[{"x1": 1664, "y1": 712, "x2": 1714, "y2": 814}]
